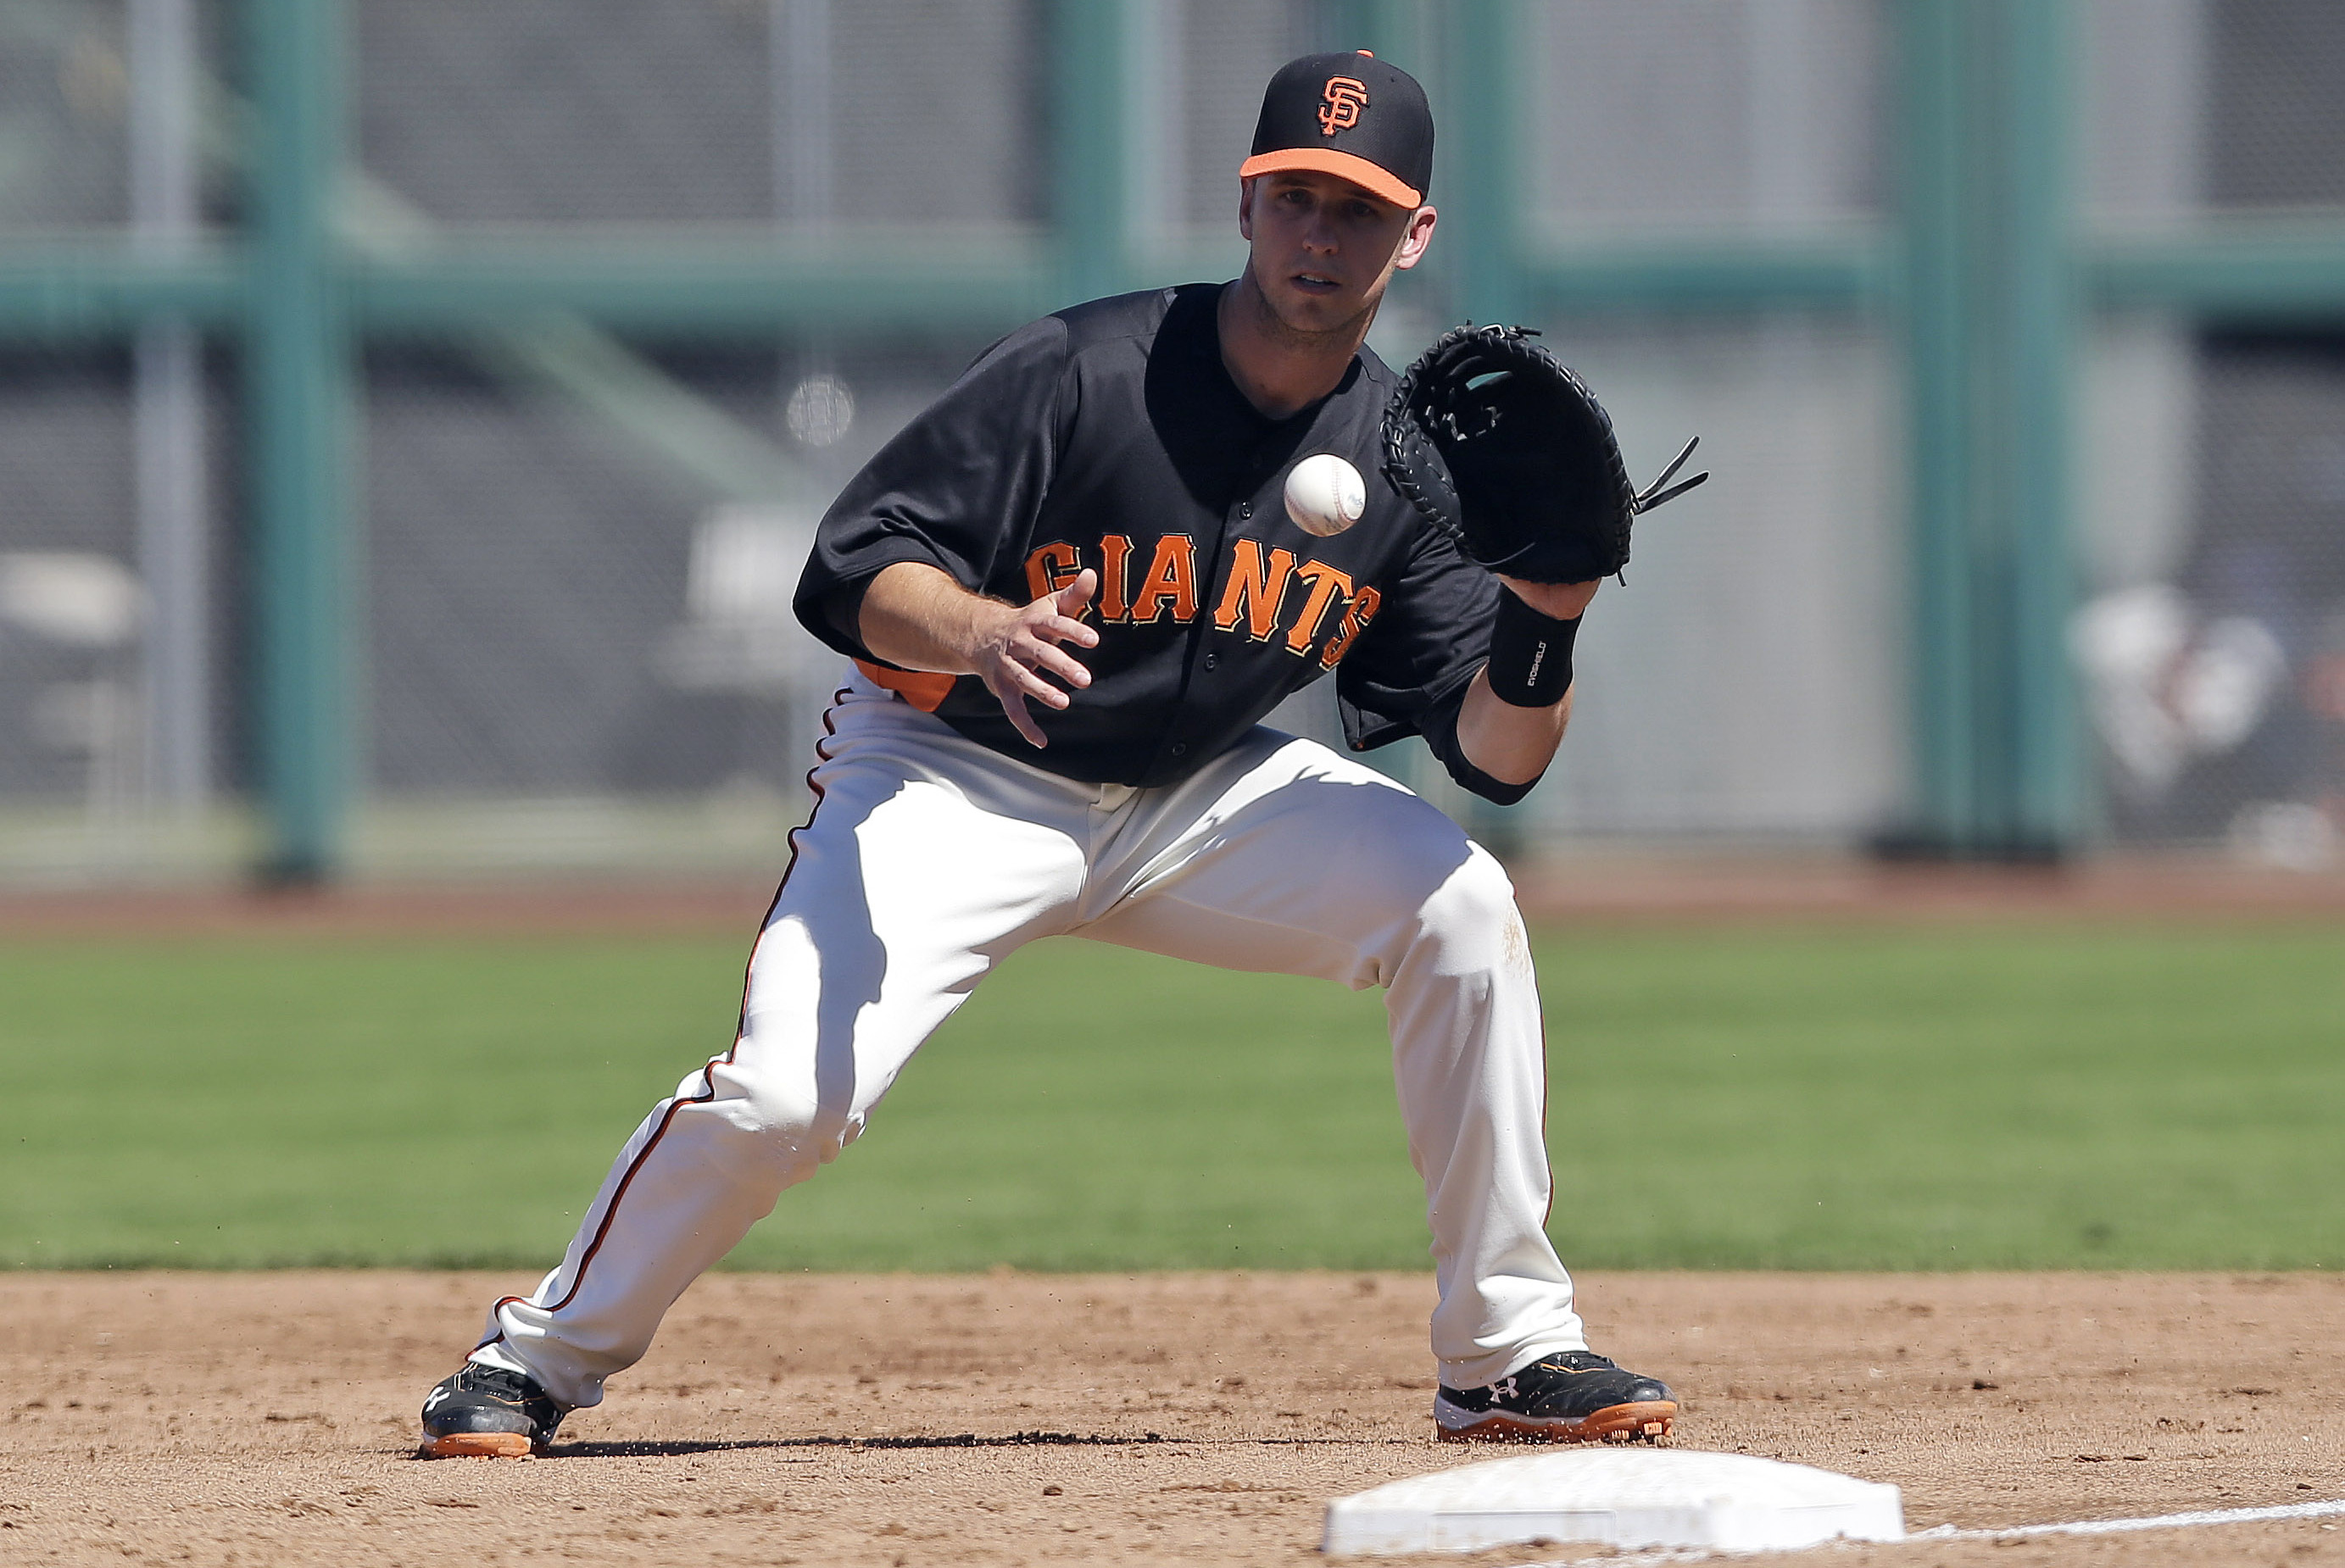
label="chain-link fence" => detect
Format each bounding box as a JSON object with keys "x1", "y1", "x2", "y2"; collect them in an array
[
  {"x1": 2069, "y1": 0, "x2": 2345, "y2": 865},
  {"x1": 4, "y1": 0, "x2": 2345, "y2": 879}
]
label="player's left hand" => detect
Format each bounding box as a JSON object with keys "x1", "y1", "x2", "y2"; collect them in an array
[
  {"x1": 1382, "y1": 324, "x2": 1706, "y2": 587},
  {"x1": 1496, "y1": 575, "x2": 1599, "y2": 620}
]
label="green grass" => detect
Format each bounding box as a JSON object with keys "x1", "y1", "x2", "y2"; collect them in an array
[{"x1": 0, "y1": 924, "x2": 2339, "y2": 1271}]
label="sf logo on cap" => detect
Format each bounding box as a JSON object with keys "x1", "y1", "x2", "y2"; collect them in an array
[{"x1": 1318, "y1": 75, "x2": 1368, "y2": 136}]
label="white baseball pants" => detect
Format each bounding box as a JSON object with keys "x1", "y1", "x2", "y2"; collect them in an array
[{"x1": 472, "y1": 673, "x2": 1586, "y2": 1408}]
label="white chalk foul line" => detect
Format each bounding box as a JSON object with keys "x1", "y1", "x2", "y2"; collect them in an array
[
  {"x1": 1506, "y1": 1497, "x2": 2345, "y2": 1567},
  {"x1": 1917, "y1": 1495, "x2": 2345, "y2": 1541}
]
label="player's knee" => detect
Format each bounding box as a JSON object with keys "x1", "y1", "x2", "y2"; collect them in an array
[
  {"x1": 1409, "y1": 848, "x2": 1525, "y2": 977},
  {"x1": 697, "y1": 1060, "x2": 852, "y2": 1184}
]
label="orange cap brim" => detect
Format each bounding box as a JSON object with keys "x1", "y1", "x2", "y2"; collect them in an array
[{"x1": 1238, "y1": 147, "x2": 1422, "y2": 209}]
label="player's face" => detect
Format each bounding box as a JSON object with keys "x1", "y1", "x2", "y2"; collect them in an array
[{"x1": 1239, "y1": 170, "x2": 1436, "y2": 337}]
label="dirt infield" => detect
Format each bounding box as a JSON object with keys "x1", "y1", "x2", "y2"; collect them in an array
[{"x1": 2, "y1": 1271, "x2": 2338, "y2": 1566}]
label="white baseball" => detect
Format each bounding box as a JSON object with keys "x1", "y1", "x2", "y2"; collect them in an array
[{"x1": 1284, "y1": 453, "x2": 1366, "y2": 537}]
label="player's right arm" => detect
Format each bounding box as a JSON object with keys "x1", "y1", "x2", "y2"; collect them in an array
[
  {"x1": 794, "y1": 314, "x2": 1090, "y2": 745},
  {"x1": 856, "y1": 563, "x2": 1100, "y2": 749}
]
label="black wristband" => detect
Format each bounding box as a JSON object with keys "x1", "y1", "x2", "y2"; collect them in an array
[{"x1": 1484, "y1": 591, "x2": 1580, "y2": 708}]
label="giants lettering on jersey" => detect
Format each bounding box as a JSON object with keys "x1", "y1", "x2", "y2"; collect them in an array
[{"x1": 1025, "y1": 536, "x2": 1384, "y2": 670}]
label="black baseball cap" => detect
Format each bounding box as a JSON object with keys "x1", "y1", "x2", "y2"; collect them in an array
[{"x1": 1239, "y1": 51, "x2": 1434, "y2": 209}]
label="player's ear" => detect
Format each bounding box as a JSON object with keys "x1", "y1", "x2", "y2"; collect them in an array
[
  {"x1": 1394, "y1": 204, "x2": 1437, "y2": 270},
  {"x1": 1238, "y1": 175, "x2": 1257, "y2": 241}
]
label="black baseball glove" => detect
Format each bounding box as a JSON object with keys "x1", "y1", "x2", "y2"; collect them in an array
[{"x1": 1380, "y1": 324, "x2": 1707, "y2": 584}]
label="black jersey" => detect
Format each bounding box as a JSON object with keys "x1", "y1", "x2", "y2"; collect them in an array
[{"x1": 794, "y1": 283, "x2": 1523, "y2": 801}]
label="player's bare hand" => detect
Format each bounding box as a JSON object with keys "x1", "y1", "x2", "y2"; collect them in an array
[
  {"x1": 975, "y1": 569, "x2": 1100, "y2": 748},
  {"x1": 1496, "y1": 575, "x2": 1600, "y2": 620}
]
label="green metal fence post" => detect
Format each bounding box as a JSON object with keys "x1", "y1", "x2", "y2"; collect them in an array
[
  {"x1": 1997, "y1": 1, "x2": 2081, "y2": 852},
  {"x1": 1446, "y1": 0, "x2": 1524, "y2": 330},
  {"x1": 1441, "y1": 0, "x2": 1532, "y2": 854},
  {"x1": 1893, "y1": 0, "x2": 2078, "y2": 859},
  {"x1": 246, "y1": 0, "x2": 353, "y2": 881},
  {"x1": 1052, "y1": 0, "x2": 1136, "y2": 305},
  {"x1": 1319, "y1": 0, "x2": 1421, "y2": 62},
  {"x1": 1899, "y1": 0, "x2": 1976, "y2": 850}
]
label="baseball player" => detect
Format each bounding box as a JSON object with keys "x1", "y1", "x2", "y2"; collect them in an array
[{"x1": 421, "y1": 50, "x2": 1676, "y2": 1457}]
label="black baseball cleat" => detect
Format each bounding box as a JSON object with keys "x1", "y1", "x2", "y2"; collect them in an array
[
  {"x1": 1434, "y1": 1350, "x2": 1677, "y2": 1444},
  {"x1": 419, "y1": 1363, "x2": 568, "y2": 1458}
]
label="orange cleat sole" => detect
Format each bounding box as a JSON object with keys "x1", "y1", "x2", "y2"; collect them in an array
[
  {"x1": 422, "y1": 1430, "x2": 538, "y2": 1459},
  {"x1": 1436, "y1": 1398, "x2": 1677, "y2": 1445}
]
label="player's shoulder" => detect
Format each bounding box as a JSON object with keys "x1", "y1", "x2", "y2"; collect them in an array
[
  {"x1": 961, "y1": 309, "x2": 1075, "y2": 382},
  {"x1": 1050, "y1": 282, "x2": 1220, "y2": 359},
  {"x1": 957, "y1": 285, "x2": 1207, "y2": 387}
]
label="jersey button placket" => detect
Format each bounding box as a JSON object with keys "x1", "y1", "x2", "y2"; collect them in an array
[{"x1": 1180, "y1": 498, "x2": 1247, "y2": 756}]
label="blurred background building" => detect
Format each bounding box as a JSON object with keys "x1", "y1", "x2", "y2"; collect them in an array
[{"x1": 1, "y1": 0, "x2": 2342, "y2": 883}]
